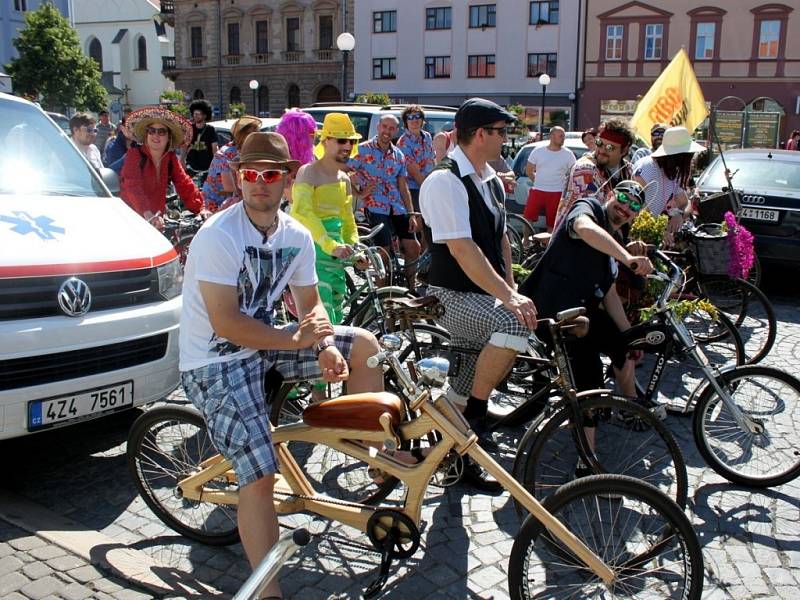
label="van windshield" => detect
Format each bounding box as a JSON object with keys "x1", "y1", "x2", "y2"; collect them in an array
[{"x1": 0, "y1": 100, "x2": 109, "y2": 197}]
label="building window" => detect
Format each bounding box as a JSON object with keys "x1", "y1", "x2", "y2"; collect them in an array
[
  {"x1": 425, "y1": 56, "x2": 451, "y2": 78},
  {"x1": 527, "y1": 53, "x2": 557, "y2": 77},
  {"x1": 605, "y1": 24, "x2": 623, "y2": 61},
  {"x1": 190, "y1": 26, "x2": 203, "y2": 58},
  {"x1": 469, "y1": 4, "x2": 496, "y2": 28},
  {"x1": 137, "y1": 36, "x2": 147, "y2": 70},
  {"x1": 230, "y1": 86, "x2": 241, "y2": 105},
  {"x1": 758, "y1": 20, "x2": 780, "y2": 59},
  {"x1": 256, "y1": 20, "x2": 269, "y2": 54},
  {"x1": 258, "y1": 86, "x2": 269, "y2": 116},
  {"x1": 286, "y1": 17, "x2": 300, "y2": 51},
  {"x1": 14, "y1": 0, "x2": 27, "y2": 11},
  {"x1": 695, "y1": 22, "x2": 715, "y2": 59},
  {"x1": 468, "y1": 54, "x2": 495, "y2": 77},
  {"x1": 288, "y1": 83, "x2": 300, "y2": 108},
  {"x1": 227, "y1": 22, "x2": 240, "y2": 55},
  {"x1": 373, "y1": 11, "x2": 397, "y2": 33},
  {"x1": 372, "y1": 58, "x2": 396, "y2": 79},
  {"x1": 644, "y1": 23, "x2": 663, "y2": 60},
  {"x1": 319, "y1": 15, "x2": 333, "y2": 49},
  {"x1": 426, "y1": 7, "x2": 451, "y2": 30},
  {"x1": 88, "y1": 38, "x2": 103, "y2": 71},
  {"x1": 530, "y1": 1, "x2": 558, "y2": 25}
]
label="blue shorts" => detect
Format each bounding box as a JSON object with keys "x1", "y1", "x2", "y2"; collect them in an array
[{"x1": 181, "y1": 325, "x2": 356, "y2": 486}]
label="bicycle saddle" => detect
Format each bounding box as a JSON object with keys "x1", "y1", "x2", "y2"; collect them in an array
[{"x1": 302, "y1": 392, "x2": 404, "y2": 432}]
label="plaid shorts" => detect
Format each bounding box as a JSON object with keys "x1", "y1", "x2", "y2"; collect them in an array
[
  {"x1": 429, "y1": 286, "x2": 529, "y2": 400},
  {"x1": 181, "y1": 325, "x2": 356, "y2": 486}
]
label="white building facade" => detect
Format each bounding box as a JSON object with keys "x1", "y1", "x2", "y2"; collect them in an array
[
  {"x1": 353, "y1": 0, "x2": 584, "y2": 130},
  {"x1": 73, "y1": 0, "x2": 175, "y2": 117}
]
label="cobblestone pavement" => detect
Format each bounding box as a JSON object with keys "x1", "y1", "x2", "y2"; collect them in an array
[{"x1": 1, "y1": 277, "x2": 799, "y2": 599}]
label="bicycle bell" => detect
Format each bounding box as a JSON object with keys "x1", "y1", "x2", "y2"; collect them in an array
[
  {"x1": 379, "y1": 334, "x2": 403, "y2": 352},
  {"x1": 416, "y1": 357, "x2": 449, "y2": 388}
]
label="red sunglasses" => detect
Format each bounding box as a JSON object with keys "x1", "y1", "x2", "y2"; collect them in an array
[{"x1": 240, "y1": 168, "x2": 288, "y2": 184}]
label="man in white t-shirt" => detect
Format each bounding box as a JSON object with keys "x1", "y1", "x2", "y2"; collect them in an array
[
  {"x1": 180, "y1": 132, "x2": 382, "y2": 599},
  {"x1": 523, "y1": 126, "x2": 576, "y2": 231}
]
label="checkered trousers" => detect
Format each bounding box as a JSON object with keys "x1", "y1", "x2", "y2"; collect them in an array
[
  {"x1": 182, "y1": 325, "x2": 356, "y2": 486},
  {"x1": 429, "y1": 286, "x2": 528, "y2": 399}
]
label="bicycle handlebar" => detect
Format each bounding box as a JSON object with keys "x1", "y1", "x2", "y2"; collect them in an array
[{"x1": 359, "y1": 222, "x2": 384, "y2": 242}]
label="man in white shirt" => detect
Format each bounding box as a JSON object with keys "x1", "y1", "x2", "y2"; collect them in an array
[
  {"x1": 420, "y1": 99, "x2": 538, "y2": 485},
  {"x1": 180, "y1": 132, "x2": 382, "y2": 598},
  {"x1": 69, "y1": 112, "x2": 103, "y2": 170},
  {"x1": 524, "y1": 126, "x2": 576, "y2": 232}
]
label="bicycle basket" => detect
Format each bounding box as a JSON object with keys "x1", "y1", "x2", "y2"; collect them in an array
[
  {"x1": 690, "y1": 227, "x2": 729, "y2": 276},
  {"x1": 697, "y1": 190, "x2": 740, "y2": 224}
]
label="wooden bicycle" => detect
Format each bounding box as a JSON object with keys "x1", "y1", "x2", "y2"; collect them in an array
[{"x1": 128, "y1": 333, "x2": 704, "y2": 599}]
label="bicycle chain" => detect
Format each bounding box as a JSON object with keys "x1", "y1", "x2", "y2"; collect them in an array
[{"x1": 273, "y1": 489, "x2": 381, "y2": 512}]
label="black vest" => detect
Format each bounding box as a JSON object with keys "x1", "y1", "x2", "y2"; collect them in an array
[{"x1": 426, "y1": 158, "x2": 507, "y2": 294}]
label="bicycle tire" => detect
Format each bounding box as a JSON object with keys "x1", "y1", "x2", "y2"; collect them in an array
[
  {"x1": 507, "y1": 213, "x2": 537, "y2": 264},
  {"x1": 506, "y1": 224, "x2": 526, "y2": 265},
  {"x1": 127, "y1": 405, "x2": 240, "y2": 546},
  {"x1": 508, "y1": 474, "x2": 703, "y2": 600},
  {"x1": 699, "y1": 277, "x2": 776, "y2": 364},
  {"x1": 519, "y1": 393, "x2": 688, "y2": 509},
  {"x1": 641, "y1": 310, "x2": 744, "y2": 415},
  {"x1": 693, "y1": 365, "x2": 800, "y2": 487}
]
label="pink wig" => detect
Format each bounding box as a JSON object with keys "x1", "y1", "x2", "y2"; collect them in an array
[{"x1": 276, "y1": 108, "x2": 316, "y2": 166}]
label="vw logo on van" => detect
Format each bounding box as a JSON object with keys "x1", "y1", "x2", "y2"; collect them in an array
[
  {"x1": 741, "y1": 195, "x2": 766, "y2": 205},
  {"x1": 57, "y1": 277, "x2": 92, "y2": 317}
]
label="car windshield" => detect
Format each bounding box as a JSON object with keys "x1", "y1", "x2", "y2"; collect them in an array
[
  {"x1": 702, "y1": 156, "x2": 800, "y2": 192},
  {"x1": 0, "y1": 100, "x2": 109, "y2": 197},
  {"x1": 304, "y1": 109, "x2": 372, "y2": 140}
]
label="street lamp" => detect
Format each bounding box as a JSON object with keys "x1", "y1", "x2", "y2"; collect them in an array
[
  {"x1": 336, "y1": 32, "x2": 355, "y2": 101},
  {"x1": 538, "y1": 73, "x2": 550, "y2": 137},
  {"x1": 249, "y1": 79, "x2": 259, "y2": 116}
]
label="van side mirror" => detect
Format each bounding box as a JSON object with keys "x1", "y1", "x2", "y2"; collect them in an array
[{"x1": 99, "y1": 167, "x2": 120, "y2": 195}]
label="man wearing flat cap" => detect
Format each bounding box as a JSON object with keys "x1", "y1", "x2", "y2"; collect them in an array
[
  {"x1": 419, "y1": 98, "x2": 538, "y2": 486},
  {"x1": 179, "y1": 132, "x2": 383, "y2": 597}
]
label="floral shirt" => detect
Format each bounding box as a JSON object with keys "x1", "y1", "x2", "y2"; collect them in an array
[
  {"x1": 553, "y1": 152, "x2": 632, "y2": 231},
  {"x1": 396, "y1": 130, "x2": 435, "y2": 190},
  {"x1": 202, "y1": 144, "x2": 239, "y2": 212},
  {"x1": 349, "y1": 137, "x2": 408, "y2": 216}
]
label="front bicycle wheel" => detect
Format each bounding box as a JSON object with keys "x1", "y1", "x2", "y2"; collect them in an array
[
  {"x1": 693, "y1": 365, "x2": 800, "y2": 487},
  {"x1": 127, "y1": 405, "x2": 240, "y2": 546},
  {"x1": 521, "y1": 394, "x2": 688, "y2": 509},
  {"x1": 508, "y1": 474, "x2": 703, "y2": 600}
]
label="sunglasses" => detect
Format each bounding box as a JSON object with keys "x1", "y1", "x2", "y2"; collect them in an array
[
  {"x1": 615, "y1": 191, "x2": 642, "y2": 212},
  {"x1": 406, "y1": 114, "x2": 423, "y2": 121},
  {"x1": 240, "y1": 168, "x2": 288, "y2": 184},
  {"x1": 597, "y1": 140, "x2": 621, "y2": 152},
  {"x1": 482, "y1": 126, "x2": 509, "y2": 136},
  {"x1": 334, "y1": 138, "x2": 354, "y2": 145},
  {"x1": 82, "y1": 126, "x2": 98, "y2": 133},
  {"x1": 147, "y1": 127, "x2": 169, "y2": 137}
]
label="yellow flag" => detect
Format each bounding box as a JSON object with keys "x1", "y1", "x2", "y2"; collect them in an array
[{"x1": 630, "y1": 48, "x2": 708, "y2": 141}]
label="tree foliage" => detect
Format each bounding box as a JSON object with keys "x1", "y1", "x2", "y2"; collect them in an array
[
  {"x1": 160, "y1": 89, "x2": 189, "y2": 117},
  {"x1": 6, "y1": 2, "x2": 107, "y2": 112},
  {"x1": 355, "y1": 92, "x2": 391, "y2": 105}
]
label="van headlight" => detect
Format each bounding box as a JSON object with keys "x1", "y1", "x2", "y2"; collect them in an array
[{"x1": 157, "y1": 258, "x2": 183, "y2": 300}]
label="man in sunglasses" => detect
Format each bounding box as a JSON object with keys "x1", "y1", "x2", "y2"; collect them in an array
[
  {"x1": 520, "y1": 180, "x2": 654, "y2": 417},
  {"x1": 69, "y1": 112, "x2": 103, "y2": 170},
  {"x1": 553, "y1": 118, "x2": 635, "y2": 231},
  {"x1": 180, "y1": 131, "x2": 383, "y2": 598}
]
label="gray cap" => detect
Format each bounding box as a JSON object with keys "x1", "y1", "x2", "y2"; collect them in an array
[{"x1": 455, "y1": 97, "x2": 516, "y2": 130}]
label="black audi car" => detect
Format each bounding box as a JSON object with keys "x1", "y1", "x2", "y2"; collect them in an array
[{"x1": 695, "y1": 149, "x2": 800, "y2": 266}]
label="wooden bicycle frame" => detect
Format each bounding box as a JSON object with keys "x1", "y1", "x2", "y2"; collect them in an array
[{"x1": 176, "y1": 388, "x2": 616, "y2": 586}]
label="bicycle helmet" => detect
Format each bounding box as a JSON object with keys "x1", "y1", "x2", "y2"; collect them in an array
[{"x1": 612, "y1": 180, "x2": 646, "y2": 211}]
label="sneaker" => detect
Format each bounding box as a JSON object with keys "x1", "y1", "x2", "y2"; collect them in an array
[{"x1": 466, "y1": 417, "x2": 499, "y2": 453}]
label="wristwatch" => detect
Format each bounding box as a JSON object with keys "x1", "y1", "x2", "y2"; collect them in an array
[{"x1": 314, "y1": 338, "x2": 336, "y2": 355}]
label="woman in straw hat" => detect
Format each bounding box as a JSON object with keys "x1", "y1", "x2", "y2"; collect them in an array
[
  {"x1": 120, "y1": 106, "x2": 207, "y2": 230},
  {"x1": 201, "y1": 115, "x2": 261, "y2": 212},
  {"x1": 633, "y1": 125, "x2": 704, "y2": 245}
]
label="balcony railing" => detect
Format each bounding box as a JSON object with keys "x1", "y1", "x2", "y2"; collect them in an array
[
  {"x1": 225, "y1": 54, "x2": 241, "y2": 66},
  {"x1": 161, "y1": 56, "x2": 176, "y2": 71},
  {"x1": 189, "y1": 56, "x2": 205, "y2": 67},
  {"x1": 160, "y1": 0, "x2": 174, "y2": 13},
  {"x1": 253, "y1": 53, "x2": 270, "y2": 64},
  {"x1": 282, "y1": 51, "x2": 303, "y2": 63},
  {"x1": 315, "y1": 49, "x2": 335, "y2": 61}
]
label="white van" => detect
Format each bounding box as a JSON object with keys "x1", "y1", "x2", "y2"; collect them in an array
[{"x1": 0, "y1": 93, "x2": 181, "y2": 439}]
